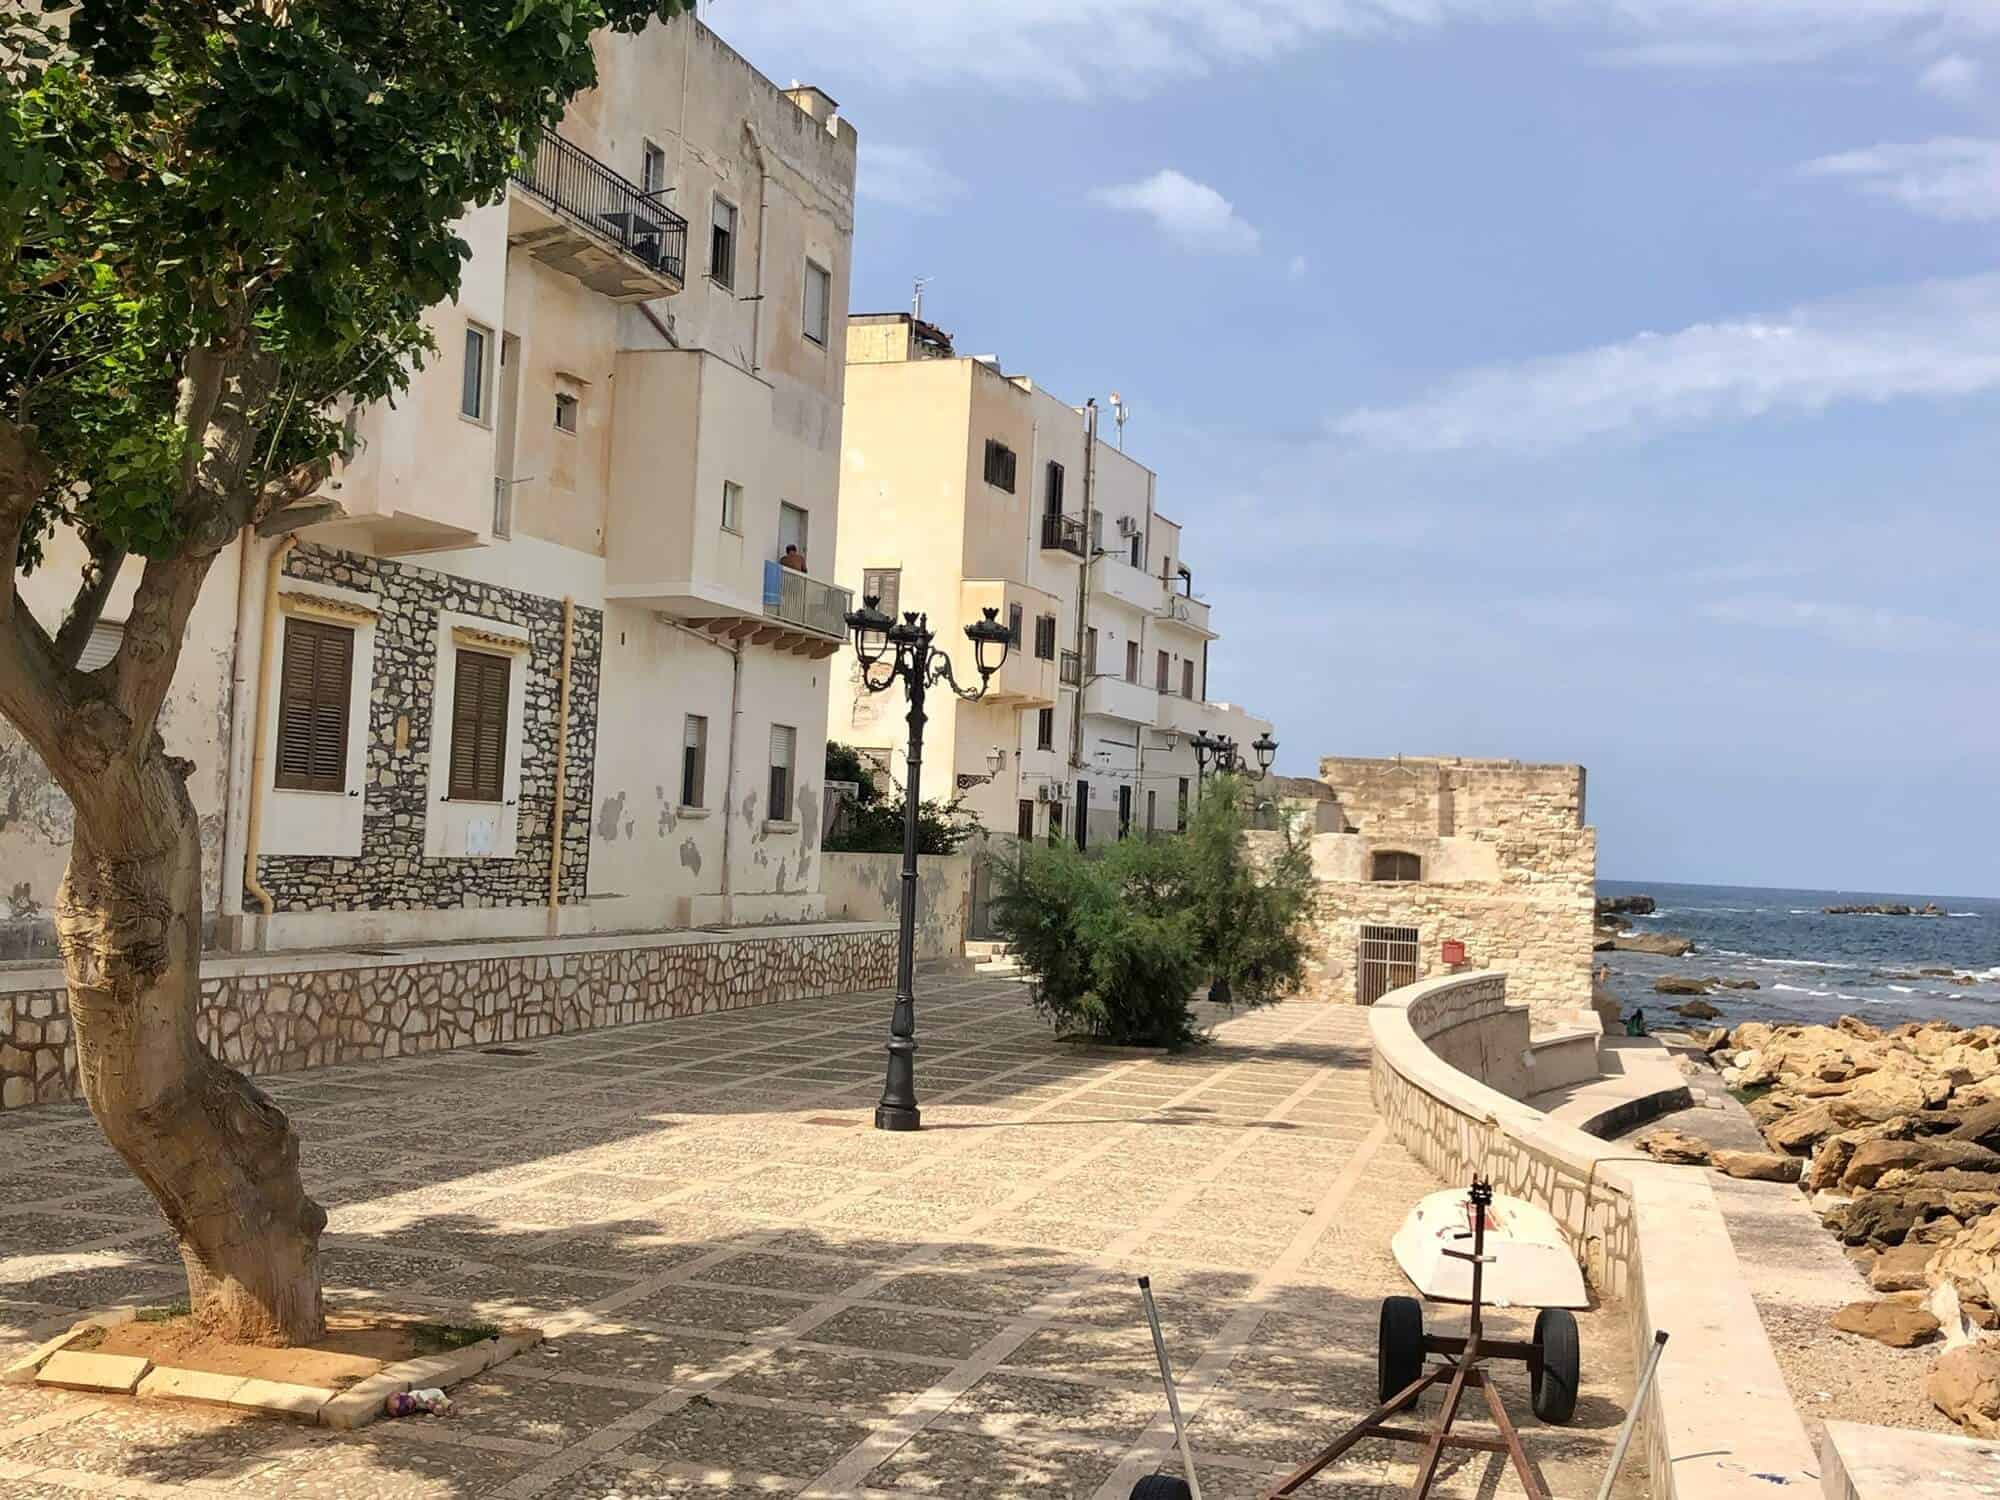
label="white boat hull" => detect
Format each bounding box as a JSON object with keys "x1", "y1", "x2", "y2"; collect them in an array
[{"x1": 1390, "y1": 1189, "x2": 1589, "y2": 1309}]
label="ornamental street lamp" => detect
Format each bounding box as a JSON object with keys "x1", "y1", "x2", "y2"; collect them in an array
[
  {"x1": 1250, "y1": 731, "x2": 1278, "y2": 779},
  {"x1": 1191, "y1": 730, "x2": 1221, "y2": 783},
  {"x1": 845, "y1": 597, "x2": 1012, "y2": 1131}
]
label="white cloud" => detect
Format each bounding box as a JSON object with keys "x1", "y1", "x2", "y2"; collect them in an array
[
  {"x1": 856, "y1": 144, "x2": 966, "y2": 214},
  {"x1": 1333, "y1": 271, "x2": 2000, "y2": 451},
  {"x1": 1920, "y1": 52, "x2": 1982, "y2": 100},
  {"x1": 1802, "y1": 137, "x2": 2000, "y2": 221},
  {"x1": 716, "y1": 2, "x2": 2000, "y2": 97},
  {"x1": 1092, "y1": 170, "x2": 1260, "y2": 254},
  {"x1": 1698, "y1": 595, "x2": 1999, "y2": 651},
  {"x1": 1287, "y1": 254, "x2": 1310, "y2": 280}
]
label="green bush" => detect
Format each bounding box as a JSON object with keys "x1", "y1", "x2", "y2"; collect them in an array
[
  {"x1": 824, "y1": 793, "x2": 979, "y2": 855},
  {"x1": 993, "y1": 774, "x2": 1312, "y2": 1047}
]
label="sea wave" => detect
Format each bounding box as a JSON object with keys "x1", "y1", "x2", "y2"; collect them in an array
[
  {"x1": 1889, "y1": 985, "x2": 1915, "y2": 994},
  {"x1": 1951, "y1": 912, "x2": 1979, "y2": 918},
  {"x1": 1716, "y1": 951, "x2": 1862, "y2": 971},
  {"x1": 1772, "y1": 983, "x2": 1835, "y2": 998}
]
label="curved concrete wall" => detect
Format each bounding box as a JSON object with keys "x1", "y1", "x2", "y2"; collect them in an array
[{"x1": 1369, "y1": 970, "x2": 1816, "y2": 1500}]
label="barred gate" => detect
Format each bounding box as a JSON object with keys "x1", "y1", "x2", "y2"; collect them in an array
[{"x1": 1357, "y1": 924, "x2": 1421, "y2": 1005}]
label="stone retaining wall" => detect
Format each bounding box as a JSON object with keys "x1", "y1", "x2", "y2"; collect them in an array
[
  {"x1": 0, "y1": 922, "x2": 896, "y2": 1109},
  {"x1": 1370, "y1": 970, "x2": 1818, "y2": 1500}
]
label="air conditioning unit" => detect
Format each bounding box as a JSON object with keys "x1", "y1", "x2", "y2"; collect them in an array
[
  {"x1": 1037, "y1": 782, "x2": 1069, "y2": 804},
  {"x1": 1116, "y1": 516, "x2": 1140, "y2": 538}
]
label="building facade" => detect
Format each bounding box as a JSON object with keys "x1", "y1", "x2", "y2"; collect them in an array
[
  {"x1": 0, "y1": 15, "x2": 859, "y2": 958},
  {"x1": 833, "y1": 314, "x2": 1273, "y2": 849}
]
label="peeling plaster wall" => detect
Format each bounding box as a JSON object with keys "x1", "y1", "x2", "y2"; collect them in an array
[
  {"x1": 820, "y1": 852, "x2": 971, "y2": 961},
  {"x1": 0, "y1": 530, "x2": 241, "y2": 960}
]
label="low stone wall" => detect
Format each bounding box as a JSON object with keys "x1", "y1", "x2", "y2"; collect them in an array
[
  {"x1": 0, "y1": 921, "x2": 897, "y2": 1109},
  {"x1": 1370, "y1": 970, "x2": 1817, "y2": 1500},
  {"x1": 819, "y1": 852, "x2": 970, "y2": 962}
]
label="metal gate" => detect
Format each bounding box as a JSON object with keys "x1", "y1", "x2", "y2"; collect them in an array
[{"x1": 1357, "y1": 924, "x2": 1421, "y2": 1006}]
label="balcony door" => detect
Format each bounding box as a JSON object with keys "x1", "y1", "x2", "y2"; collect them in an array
[{"x1": 779, "y1": 502, "x2": 809, "y2": 568}]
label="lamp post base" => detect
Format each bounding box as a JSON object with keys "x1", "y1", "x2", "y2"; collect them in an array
[{"x1": 874, "y1": 1103, "x2": 922, "y2": 1132}]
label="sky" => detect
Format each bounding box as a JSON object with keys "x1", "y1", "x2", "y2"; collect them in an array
[{"x1": 710, "y1": 1, "x2": 1997, "y2": 897}]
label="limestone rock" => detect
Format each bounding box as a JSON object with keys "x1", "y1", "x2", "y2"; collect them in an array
[
  {"x1": 1871, "y1": 1241, "x2": 1934, "y2": 1292},
  {"x1": 1654, "y1": 977, "x2": 1711, "y2": 997},
  {"x1": 1929, "y1": 1343, "x2": 2000, "y2": 1435},
  {"x1": 1712, "y1": 1149, "x2": 1802, "y2": 1183},
  {"x1": 1614, "y1": 932, "x2": 1695, "y2": 957},
  {"x1": 1951, "y1": 1103, "x2": 2000, "y2": 1152},
  {"x1": 1673, "y1": 1000, "x2": 1723, "y2": 1020},
  {"x1": 1714, "y1": 978, "x2": 1761, "y2": 991},
  {"x1": 1831, "y1": 1298, "x2": 1939, "y2": 1347},
  {"x1": 1926, "y1": 1209, "x2": 2000, "y2": 1313},
  {"x1": 1768, "y1": 1101, "x2": 1844, "y2": 1154},
  {"x1": 1824, "y1": 1189, "x2": 1957, "y2": 1248},
  {"x1": 1639, "y1": 1128, "x2": 1712, "y2": 1165},
  {"x1": 1838, "y1": 1015, "x2": 1885, "y2": 1042},
  {"x1": 1845, "y1": 1139, "x2": 2000, "y2": 1191}
]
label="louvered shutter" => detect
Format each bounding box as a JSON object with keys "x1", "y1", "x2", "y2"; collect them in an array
[
  {"x1": 274, "y1": 618, "x2": 352, "y2": 793},
  {"x1": 449, "y1": 650, "x2": 510, "y2": 802}
]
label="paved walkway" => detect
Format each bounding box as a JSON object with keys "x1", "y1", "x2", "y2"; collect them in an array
[{"x1": 0, "y1": 976, "x2": 1641, "y2": 1499}]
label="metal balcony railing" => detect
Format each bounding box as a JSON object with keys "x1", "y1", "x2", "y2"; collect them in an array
[
  {"x1": 763, "y1": 560, "x2": 853, "y2": 641},
  {"x1": 1040, "y1": 512, "x2": 1086, "y2": 556},
  {"x1": 1059, "y1": 650, "x2": 1082, "y2": 687},
  {"x1": 511, "y1": 128, "x2": 688, "y2": 283}
]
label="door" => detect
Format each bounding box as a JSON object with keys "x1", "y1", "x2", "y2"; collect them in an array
[
  {"x1": 1117, "y1": 785, "x2": 1132, "y2": 839},
  {"x1": 1076, "y1": 781, "x2": 1089, "y2": 850},
  {"x1": 779, "y1": 502, "x2": 809, "y2": 566},
  {"x1": 1357, "y1": 924, "x2": 1421, "y2": 1006}
]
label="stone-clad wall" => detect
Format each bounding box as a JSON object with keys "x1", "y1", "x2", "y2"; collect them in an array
[
  {"x1": 259, "y1": 543, "x2": 602, "y2": 911},
  {"x1": 0, "y1": 923, "x2": 896, "y2": 1109}
]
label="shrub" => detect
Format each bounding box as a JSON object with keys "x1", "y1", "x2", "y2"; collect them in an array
[{"x1": 1183, "y1": 775, "x2": 1314, "y2": 1005}]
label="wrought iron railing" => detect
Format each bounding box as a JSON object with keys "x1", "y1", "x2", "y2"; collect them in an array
[
  {"x1": 1059, "y1": 650, "x2": 1082, "y2": 687},
  {"x1": 1040, "y1": 512, "x2": 1086, "y2": 556},
  {"x1": 763, "y1": 560, "x2": 853, "y2": 640},
  {"x1": 511, "y1": 128, "x2": 688, "y2": 284}
]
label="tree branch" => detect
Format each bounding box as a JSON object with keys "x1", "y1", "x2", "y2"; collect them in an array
[
  {"x1": 0, "y1": 418, "x2": 51, "y2": 629},
  {"x1": 52, "y1": 535, "x2": 127, "y2": 671}
]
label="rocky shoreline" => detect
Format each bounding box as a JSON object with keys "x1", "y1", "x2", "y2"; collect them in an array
[{"x1": 1698, "y1": 1015, "x2": 2000, "y2": 1434}]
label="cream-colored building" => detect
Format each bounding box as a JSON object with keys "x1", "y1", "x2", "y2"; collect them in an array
[
  {"x1": 834, "y1": 314, "x2": 1273, "y2": 848},
  {"x1": 0, "y1": 15, "x2": 859, "y2": 957}
]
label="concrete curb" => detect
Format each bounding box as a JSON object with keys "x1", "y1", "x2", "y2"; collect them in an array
[{"x1": 2, "y1": 1306, "x2": 140, "y2": 1386}]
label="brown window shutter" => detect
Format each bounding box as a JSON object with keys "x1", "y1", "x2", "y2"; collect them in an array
[
  {"x1": 274, "y1": 617, "x2": 352, "y2": 793},
  {"x1": 450, "y1": 650, "x2": 511, "y2": 802}
]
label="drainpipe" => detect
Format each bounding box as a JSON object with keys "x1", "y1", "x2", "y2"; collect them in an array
[
  {"x1": 1069, "y1": 398, "x2": 1097, "y2": 772},
  {"x1": 240, "y1": 535, "x2": 298, "y2": 944},
  {"x1": 547, "y1": 596, "x2": 575, "y2": 933},
  {"x1": 743, "y1": 121, "x2": 771, "y2": 376},
  {"x1": 218, "y1": 527, "x2": 258, "y2": 946}
]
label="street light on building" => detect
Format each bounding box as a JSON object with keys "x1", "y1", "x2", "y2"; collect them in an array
[{"x1": 844, "y1": 597, "x2": 1013, "y2": 1131}]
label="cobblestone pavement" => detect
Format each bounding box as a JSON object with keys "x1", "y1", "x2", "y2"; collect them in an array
[{"x1": 0, "y1": 976, "x2": 1642, "y2": 1499}]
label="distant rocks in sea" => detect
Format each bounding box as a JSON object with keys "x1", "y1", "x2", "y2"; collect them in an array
[
  {"x1": 1609, "y1": 931, "x2": 1695, "y2": 957},
  {"x1": 1824, "y1": 902, "x2": 1947, "y2": 917},
  {"x1": 1597, "y1": 894, "x2": 1657, "y2": 917}
]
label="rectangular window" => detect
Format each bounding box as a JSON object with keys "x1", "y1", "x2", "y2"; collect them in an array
[
  {"x1": 1183, "y1": 659, "x2": 1195, "y2": 700},
  {"x1": 710, "y1": 197, "x2": 737, "y2": 288},
  {"x1": 1007, "y1": 602, "x2": 1023, "y2": 648},
  {"x1": 863, "y1": 567, "x2": 900, "y2": 619},
  {"x1": 1033, "y1": 614, "x2": 1057, "y2": 660},
  {"x1": 641, "y1": 140, "x2": 667, "y2": 196},
  {"x1": 274, "y1": 617, "x2": 353, "y2": 793},
  {"x1": 1017, "y1": 799, "x2": 1035, "y2": 839},
  {"x1": 1178, "y1": 777, "x2": 1190, "y2": 831},
  {"x1": 681, "y1": 714, "x2": 708, "y2": 808},
  {"x1": 1125, "y1": 640, "x2": 1139, "y2": 683},
  {"x1": 1129, "y1": 533, "x2": 1142, "y2": 568},
  {"x1": 768, "y1": 724, "x2": 797, "y2": 822},
  {"x1": 1045, "y1": 460, "x2": 1065, "y2": 516},
  {"x1": 553, "y1": 391, "x2": 578, "y2": 433},
  {"x1": 1085, "y1": 627, "x2": 1097, "y2": 675},
  {"x1": 803, "y1": 259, "x2": 831, "y2": 345},
  {"x1": 721, "y1": 480, "x2": 742, "y2": 533},
  {"x1": 1155, "y1": 650, "x2": 1169, "y2": 692},
  {"x1": 983, "y1": 439, "x2": 1018, "y2": 492},
  {"x1": 1036, "y1": 707, "x2": 1054, "y2": 751},
  {"x1": 448, "y1": 648, "x2": 510, "y2": 803},
  {"x1": 460, "y1": 324, "x2": 489, "y2": 421}
]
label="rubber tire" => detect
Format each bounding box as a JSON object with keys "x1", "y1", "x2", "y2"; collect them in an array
[
  {"x1": 1130, "y1": 1476, "x2": 1194, "y2": 1500},
  {"x1": 1531, "y1": 1307, "x2": 1580, "y2": 1425},
  {"x1": 1378, "y1": 1295, "x2": 1426, "y2": 1406}
]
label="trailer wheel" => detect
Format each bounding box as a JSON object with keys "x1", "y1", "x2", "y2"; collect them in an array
[
  {"x1": 1531, "y1": 1307, "x2": 1580, "y2": 1425},
  {"x1": 1378, "y1": 1295, "x2": 1426, "y2": 1406},
  {"x1": 1129, "y1": 1475, "x2": 1194, "y2": 1500}
]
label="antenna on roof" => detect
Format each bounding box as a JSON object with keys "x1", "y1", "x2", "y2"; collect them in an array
[
  {"x1": 1109, "y1": 391, "x2": 1129, "y2": 450},
  {"x1": 912, "y1": 276, "x2": 932, "y2": 322}
]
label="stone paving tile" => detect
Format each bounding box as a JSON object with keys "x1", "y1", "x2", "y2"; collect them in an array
[
  {"x1": 861, "y1": 1425, "x2": 1126, "y2": 1498},
  {"x1": 723, "y1": 1345, "x2": 944, "y2": 1414},
  {"x1": 517, "y1": 1324, "x2": 746, "y2": 1385},
  {"x1": 446, "y1": 1370, "x2": 655, "y2": 1446},
  {"x1": 625, "y1": 1397, "x2": 876, "y2": 1474}
]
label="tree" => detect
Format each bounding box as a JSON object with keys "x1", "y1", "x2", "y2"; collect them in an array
[{"x1": 0, "y1": 0, "x2": 690, "y2": 1345}]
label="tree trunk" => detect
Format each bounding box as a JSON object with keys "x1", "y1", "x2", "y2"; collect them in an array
[{"x1": 57, "y1": 749, "x2": 325, "y2": 1346}]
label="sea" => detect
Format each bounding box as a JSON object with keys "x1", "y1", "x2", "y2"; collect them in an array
[{"x1": 1597, "y1": 878, "x2": 2000, "y2": 1030}]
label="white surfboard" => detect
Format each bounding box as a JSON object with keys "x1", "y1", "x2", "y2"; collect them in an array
[{"x1": 1390, "y1": 1189, "x2": 1589, "y2": 1309}]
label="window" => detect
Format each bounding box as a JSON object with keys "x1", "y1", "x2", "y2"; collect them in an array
[
  {"x1": 274, "y1": 617, "x2": 353, "y2": 793},
  {"x1": 1017, "y1": 799, "x2": 1035, "y2": 839},
  {"x1": 448, "y1": 649, "x2": 511, "y2": 803},
  {"x1": 460, "y1": 324, "x2": 490, "y2": 421},
  {"x1": 1129, "y1": 533, "x2": 1142, "y2": 568},
  {"x1": 721, "y1": 480, "x2": 742, "y2": 533},
  {"x1": 983, "y1": 439, "x2": 1018, "y2": 492},
  {"x1": 1359, "y1": 924, "x2": 1422, "y2": 1006},
  {"x1": 553, "y1": 391, "x2": 578, "y2": 433},
  {"x1": 1085, "y1": 627, "x2": 1097, "y2": 675},
  {"x1": 1090, "y1": 510, "x2": 1104, "y2": 552},
  {"x1": 1045, "y1": 460, "x2": 1065, "y2": 516},
  {"x1": 1183, "y1": 659, "x2": 1196, "y2": 700},
  {"x1": 1371, "y1": 850, "x2": 1423, "y2": 883},
  {"x1": 710, "y1": 197, "x2": 737, "y2": 288},
  {"x1": 641, "y1": 140, "x2": 667, "y2": 196},
  {"x1": 803, "y1": 259, "x2": 831, "y2": 345},
  {"x1": 1036, "y1": 707, "x2": 1054, "y2": 751},
  {"x1": 1124, "y1": 640, "x2": 1139, "y2": 684},
  {"x1": 681, "y1": 715, "x2": 708, "y2": 808},
  {"x1": 863, "y1": 567, "x2": 900, "y2": 619},
  {"x1": 1007, "y1": 603, "x2": 1022, "y2": 648},
  {"x1": 768, "y1": 724, "x2": 797, "y2": 822},
  {"x1": 1033, "y1": 614, "x2": 1057, "y2": 660},
  {"x1": 1178, "y1": 777, "x2": 1189, "y2": 831},
  {"x1": 1155, "y1": 650, "x2": 1169, "y2": 692}
]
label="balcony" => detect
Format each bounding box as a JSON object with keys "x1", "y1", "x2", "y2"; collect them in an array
[
  {"x1": 1083, "y1": 673, "x2": 1157, "y2": 725},
  {"x1": 1040, "y1": 513, "x2": 1086, "y2": 557},
  {"x1": 1154, "y1": 592, "x2": 1214, "y2": 640},
  {"x1": 763, "y1": 561, "x2": 852, "y2": 646},
  {"x1": 1059, "y1": 650, "x2": 1082, "y2": 687},
  {"x1": 962, "y1": 579, "x2": 1059, "y2": 707},
  {"x1": 1090, "y1": 554, "x2": 1165, "y2": 614},
  {"x1": 507, "y1": 128, "x2": 688, "y2": 301},
  {"x1": 1158, "y1": 692, "x2": 1215, "y2": 739}
]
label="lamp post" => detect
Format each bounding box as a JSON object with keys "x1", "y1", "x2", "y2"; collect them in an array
[{"x1": 844, "y1": 596, "x2": 1013, "y2": 1131}]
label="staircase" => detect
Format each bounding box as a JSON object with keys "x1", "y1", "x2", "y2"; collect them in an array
[{"x1": 965, "y1": 940, "x2": 1023, "y2": 978}]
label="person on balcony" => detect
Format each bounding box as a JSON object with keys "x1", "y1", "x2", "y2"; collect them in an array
[{"x1": 780, "y1": 545, "x2": 807, "y2": 573}]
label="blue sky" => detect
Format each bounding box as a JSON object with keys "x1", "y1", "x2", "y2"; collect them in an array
[{"x1": 715, "y1": 2, "x2": 1997, "y2": 897}]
